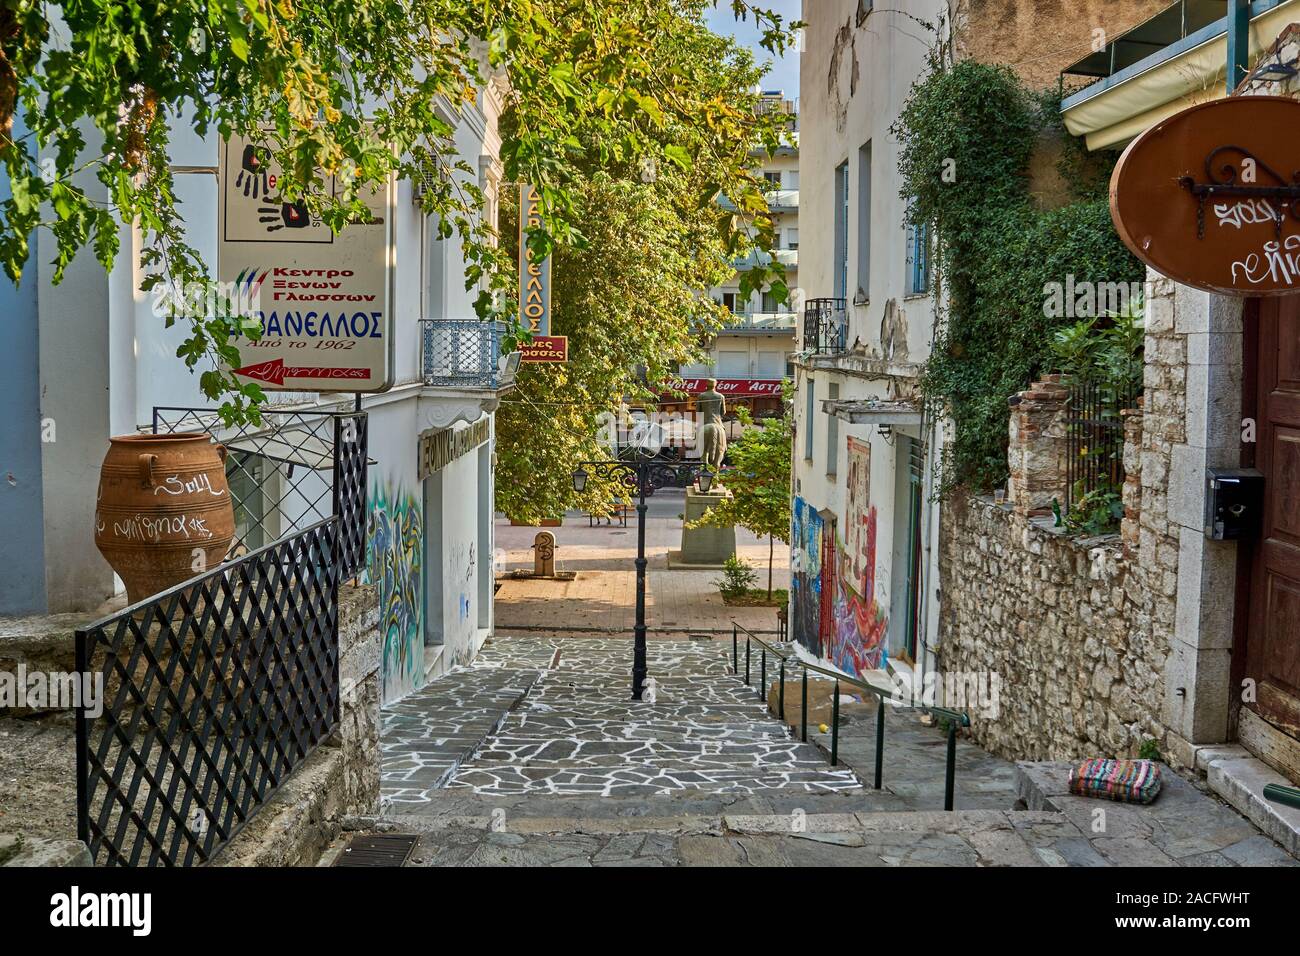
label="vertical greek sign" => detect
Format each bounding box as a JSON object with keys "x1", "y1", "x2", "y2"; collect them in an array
[{"x1": 518, "y1": 183, "x2": 551, "y2": 334}]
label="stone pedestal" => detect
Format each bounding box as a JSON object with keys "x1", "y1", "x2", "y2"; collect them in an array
[{"x1": 678, "y1": 489, "x2": 736, "y2": 566}]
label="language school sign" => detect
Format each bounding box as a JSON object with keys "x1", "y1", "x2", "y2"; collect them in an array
[
  {"x1": 218, "y1": 135, "x2": 394, "y2": 391},
  {"x1": 1110, "y1": 96, "x2": 1300, "y2": 296},
  {"x1": 518, "y1": 183, "x2": 567, "y2": 362}
]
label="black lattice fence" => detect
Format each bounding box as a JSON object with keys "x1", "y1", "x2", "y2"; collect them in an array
[
  {"x1": 75, "y1": 519, "x2": 340, "y2": 866},
  {"x1": 152, "y1": 407, "x2": 368, "y2": 579},
  {"x1": 1064, "y1": 378, "x2": 1141, "y2": 513}
]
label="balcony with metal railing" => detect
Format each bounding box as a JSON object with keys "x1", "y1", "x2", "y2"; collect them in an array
[
  {"x1": 733, "y1": 248, "x2": 799, "y2": 272},
  {"x1": 720, "y1": 310, "x2": 798, "y2": 332},
  {"x1": 420, "y1": 319, "x2": 519, "y2": 389},
  {"x1": 718, "y1": 188, "x2": 799, "y2": 214},
  {"x1": 802, "y1": 298, "x2": 848, "y2": 354}
]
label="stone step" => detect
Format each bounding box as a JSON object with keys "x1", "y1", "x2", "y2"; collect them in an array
[
  {"x1": 485, "y1": 721, "x2": 796, "y2": 744},
  {"x1": 373, "y1": 787, "x2": 909, "y2": 822},
  {"x1": 345, "y1": 809, "x2": 1076, "y2": 867}
]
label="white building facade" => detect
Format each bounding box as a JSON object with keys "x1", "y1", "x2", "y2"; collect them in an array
[
  {"x1": 790, "y1": 1, "x2": 946, "y2": 687},
  {"x1": 674, "y1": 94, "x2": 799, "y2": 421},
  {"x1": 1, "y1": 88, "x2": 510, "y2": 705}
]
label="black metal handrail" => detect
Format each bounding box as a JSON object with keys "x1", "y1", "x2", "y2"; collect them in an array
[
  {"x1": 1265, "y1": 783, "x2": 1300, "y2": 810},
  {"x1": 732, "y1": 621, "x2": 970, "y2": 810},
  {"x1": 75, "y1": 519, "x2": 342, "y2": 866}
]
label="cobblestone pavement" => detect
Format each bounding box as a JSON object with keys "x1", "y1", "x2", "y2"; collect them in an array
[
  {"x1": 368, "y1": 634, "x2": 1299, "y2": 866},
  {"x1": 445, "y1": 638, "x2": 862, "y2": 796}
]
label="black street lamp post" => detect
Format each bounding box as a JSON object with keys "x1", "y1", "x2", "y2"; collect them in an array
[{"x1": 573, "y1": 451, "x2": 713, "y2": 700}]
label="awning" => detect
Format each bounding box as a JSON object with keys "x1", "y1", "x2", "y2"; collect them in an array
[
  {"x1": 821, "y1": 398, "x2": 923, "y2": 427},
  {"x1": 1062, "y1": 0, "x2": 1299, "y2": 150},
  {"x1": 659, "y1": 378, "x2": 785, "y2": 399}
]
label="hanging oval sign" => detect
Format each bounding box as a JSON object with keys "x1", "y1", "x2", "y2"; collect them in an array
[{"x1": 1110, "y1": 95, "x2": 1300, "y2": 297}]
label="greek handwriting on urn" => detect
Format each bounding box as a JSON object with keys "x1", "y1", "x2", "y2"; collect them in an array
[{"x1": 94, "y1": 433, "x2": 236, "y2": 604}]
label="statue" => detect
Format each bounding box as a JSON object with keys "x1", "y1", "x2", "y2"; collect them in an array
[{"x1": 697, "y1": 378, "x2": 727, "y2": 482}]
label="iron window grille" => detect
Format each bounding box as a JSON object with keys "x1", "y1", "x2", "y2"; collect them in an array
[
  {"x1": 803, "y1": 297, "x2": 849, "y2": 354},
  {"x1": 1064, "y1": 378, "x2": 1141, "y2": 514}
]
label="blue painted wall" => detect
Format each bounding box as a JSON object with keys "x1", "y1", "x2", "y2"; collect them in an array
[{"x1": 0, "y1": 116, "x2": 49, "y2": 613}]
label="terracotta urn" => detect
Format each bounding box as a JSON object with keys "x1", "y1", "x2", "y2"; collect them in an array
[{"x1": 94, "y1": 433, "x2": 237, "y2": 604}]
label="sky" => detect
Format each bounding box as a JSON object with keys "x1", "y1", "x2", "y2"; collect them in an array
[{"x1": 703, "y1": 0, "x2": 802, "y2": 100}]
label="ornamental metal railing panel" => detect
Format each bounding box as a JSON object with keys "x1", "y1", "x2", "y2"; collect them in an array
[
  {"x1": 75, "y1": 518, "x2": 341, "y2": 866},
  {"x1": 1063, "y1": 378, "x2": 1140, "y2": 515},
  {"x1": 803, "y1": 297, "x2": 848, "y2": 354},
  {"x1": 152, "y1": 408, "x2": 368, "y2": 580},
  {"x1": 421, "y1": 318, "x2": 506, "y2": 388}
]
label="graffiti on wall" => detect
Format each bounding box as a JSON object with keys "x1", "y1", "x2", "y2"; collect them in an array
[
  {"x1": 790, "y1": 438, "x2": 889, "y2": 677},
  {"x1": 829, "y1": 438, "x2": 888, "y2": 674},
  {"x1": 790, "y1": 497, "x2": 823, "y2": 655},
  {"x1": 366, "y1": 484, "x2": 423, "y2": 703}
]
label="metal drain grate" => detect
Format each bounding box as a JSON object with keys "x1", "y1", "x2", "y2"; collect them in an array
[{"x1": 333, "y1": 834, "x2": 419, "y2": 867}]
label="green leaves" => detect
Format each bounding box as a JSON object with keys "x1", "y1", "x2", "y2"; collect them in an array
[
  {"x1": 3, "y1": 1, "x2": 793, "y2": 423},
  {"x1": 895, "y1": 61, "x2": 1143, "y2": 494}
]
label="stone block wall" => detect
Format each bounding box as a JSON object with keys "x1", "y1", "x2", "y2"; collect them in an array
[
  {"x1": 936, "y1": 270, "x2": 1245, "y2": 765},
  {"x1": 938, "y1": 496, "x2": 1167, "y2": 760},
  {"x1": 1006, "y1": 375, "x2": 1069, "y2": 517},
  {"x1": 332, "y1": 581, "x2": 383, "y2": 813}
]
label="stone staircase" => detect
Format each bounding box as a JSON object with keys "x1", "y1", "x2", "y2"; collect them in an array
[
  {"x1": 360, "y1": 636, "x2": 1299, "y2": 867},
  {"x1": 380, "y1": 637, "x2": 860, "y2": 808}
]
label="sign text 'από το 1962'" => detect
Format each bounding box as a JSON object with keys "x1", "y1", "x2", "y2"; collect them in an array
[
  {"x1": 218, "y1": 134, "x2": 395, "y2": 391},
  {"x1": 417, "y1": 417, "x2": 491, "y2": 481},
  {"x1": 1110, "y1": 96, "x2": 1300, "y2": 297}
]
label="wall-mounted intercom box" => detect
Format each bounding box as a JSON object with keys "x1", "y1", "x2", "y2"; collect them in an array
[{"x1": 1204, "y1": 468, "x2": 1264, "y2": 541}]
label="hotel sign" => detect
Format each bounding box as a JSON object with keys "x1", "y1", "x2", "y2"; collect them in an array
[
  {"x1": 417, "y1": 417, "x2": 491, "y2": 481},
  {"x1": 1110, "y1": 96, "x2": 1300, "y2": 296},
  {"x1": 662, "y1": 378, "x2": 785, "y2": 398}
]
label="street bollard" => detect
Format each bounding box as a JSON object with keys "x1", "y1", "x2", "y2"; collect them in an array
[
  {"x1": 778, "y1": 659, "x2": 785, "y2": 720},
  {"x1": 874, "y1": 695, "x2": 885, "y2": 790},
  {"x1": 831, "y1": 680, "x2": 840, "y2": 766},
  {"x1": 801, "y1": 668, "x2": 808, "y2": 742}
]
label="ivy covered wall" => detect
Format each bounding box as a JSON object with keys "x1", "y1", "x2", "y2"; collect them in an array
[{"x1": 892, "y1": 61, "x2": 1145, "y2": 493}]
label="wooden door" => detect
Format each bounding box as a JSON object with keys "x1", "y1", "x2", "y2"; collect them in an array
[{"x1": 1246, "y1": 296, "x2": 1300, "y2": 743}]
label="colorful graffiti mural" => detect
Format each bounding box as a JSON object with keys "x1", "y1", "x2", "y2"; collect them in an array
[
  {"x1": 826, "y1": 505, "x2": 888, "y2": 675},
  {"x1": 790, "y1": 497, "x2": 822, "y2": 655},
  {"x1": 789, "y1": 441, "x2": 889, "y2": 677},
  {"x1": 366, "y1": 484, "x2": 423, "y2": 702}
]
